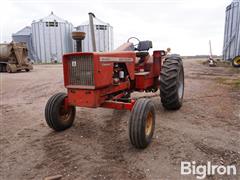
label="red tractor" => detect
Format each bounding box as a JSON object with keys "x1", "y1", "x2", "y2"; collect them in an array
[{"x1": 45, "y1": 37, "x2": 184, "y2": 149}]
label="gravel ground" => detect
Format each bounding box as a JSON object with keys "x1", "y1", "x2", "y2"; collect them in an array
[{"x1": 0, "y1": 59, "x2": 239, "y2": 180}]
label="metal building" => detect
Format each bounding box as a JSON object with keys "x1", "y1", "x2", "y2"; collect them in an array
[
  {"x1": 12, "y1": 26, "x2": 36, "y2": 60},
  {"x1": 31, "y1": 12, "x2": 74, "y2": 63},
  {"x1": 75, "y1": 18, "x2": 113, "y2": 52},
  {"x1": 223, "y1": 0, "x2": 240, "y2": 61}
]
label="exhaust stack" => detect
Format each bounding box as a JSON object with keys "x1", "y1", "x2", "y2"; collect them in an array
[{"x1": 88, "y1": 12, "x2": 96, "y2": 52}]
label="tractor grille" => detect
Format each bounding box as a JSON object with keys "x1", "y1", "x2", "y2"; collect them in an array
[{"x1": 68, "y1": 55, "x2": 94, "y2": 86}]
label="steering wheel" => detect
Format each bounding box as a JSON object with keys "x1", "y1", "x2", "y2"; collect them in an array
[{"x1": 127, "y1": 37, "x2": 140, "y2": 49}]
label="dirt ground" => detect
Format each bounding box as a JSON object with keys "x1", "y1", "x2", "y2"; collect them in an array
[{"x1": 0, "y1": 59, "x2": 239, "y2": 180}]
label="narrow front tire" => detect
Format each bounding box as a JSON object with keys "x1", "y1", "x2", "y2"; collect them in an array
[
  {"x1": 45, "y1": 92, "x2": 76, "y2": 131},
  {"x1": 129, "y1": 98, "x2": 155, "y2": 149}
]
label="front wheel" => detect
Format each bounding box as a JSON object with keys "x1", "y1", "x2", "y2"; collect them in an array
[
  {"x1": 129, "y1": 98, "x2": 155, "y2": 149},
  {"x1": 45, "y1": 92, "x2": 76, "y2": 131},
  {"x1": 232, "y1": 56, "x2": 240, "y2": 67},
  {"x1": 6, "y1": 64, "x2": 17, "y2": 73}
]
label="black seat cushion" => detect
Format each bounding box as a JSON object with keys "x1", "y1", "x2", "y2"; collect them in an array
[
  {"x1": 137, "y1": 41, "x2": 152, "y2": 51},
  {"x1": 136, "y1": 51, "x2": 149, "y2": 58}
]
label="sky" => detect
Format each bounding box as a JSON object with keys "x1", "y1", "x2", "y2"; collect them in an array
[{"x1": 0, "y1": 0, "x2": 233, "y2": 56}]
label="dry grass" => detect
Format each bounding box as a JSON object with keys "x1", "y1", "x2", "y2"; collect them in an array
[{"x1": 216, "y1": 77, "x2": 240, "y2": 89}]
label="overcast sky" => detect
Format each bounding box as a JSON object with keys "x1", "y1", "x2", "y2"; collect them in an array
[{"x1": 0, "y1": 0, "x2": 233, "y2": 55}]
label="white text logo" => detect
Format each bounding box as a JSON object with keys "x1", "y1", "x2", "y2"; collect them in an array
[{"x1": 181, "y1": 161, "x2": 237, "y2": 179}]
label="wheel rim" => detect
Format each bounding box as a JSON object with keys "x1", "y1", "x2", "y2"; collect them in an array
[
  {"x1": 145, "y1": 112, "x2": 153, "y2": 137},
  {"x1": 178, "y1": 69, "x2": 184, "y2": 99},
  {"x1": 233, "y1": 57, "x2": 240, "y2": 65},
  {"x1": 59, "y1": 104, "x2": 72, "y2": 122}
]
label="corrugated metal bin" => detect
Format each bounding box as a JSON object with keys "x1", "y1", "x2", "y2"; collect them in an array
[
  {"x1": 31, "y1": 12, "x2": 74, "y2": 63},
  {"x1": 75, "y1": 17, "x2": 113, "y2": 52},
  {"x1": 12, "y1": 26, "x2": 35, "y2": 60},
  {"x1": 223, "y1": 0, "x2": 240, "y2": 60}
]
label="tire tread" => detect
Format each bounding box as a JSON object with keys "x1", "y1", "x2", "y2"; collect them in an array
[{"x1": 160, "y1": 56, "x2": 184, "y2": 110}]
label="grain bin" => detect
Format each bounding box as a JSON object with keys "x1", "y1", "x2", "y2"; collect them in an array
[
  {"x1": 75, "y1": 17, "x2": 113, "y2": 52},
  {"x1": 12, "y1": 26, "x2": 35, "y2": 60},
  {"x1": 223, "y1": 0, "x2": 240, "y2": 61},
  {"x1": 31, "y1": 12, "x2": 74, "y2": 63}
]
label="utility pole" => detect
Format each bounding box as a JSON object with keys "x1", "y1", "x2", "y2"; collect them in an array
[{"x1": 209, "y1": 40, "x2": 213, "y2": 58}]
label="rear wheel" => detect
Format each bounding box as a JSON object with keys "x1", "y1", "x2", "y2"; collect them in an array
[
  {"x1": 129, "y1": 98, "x2": 155, "y2": 149},
  {"x1": 160, "y1": 56, "x2": 184, "y2": 110},
  {"x1": 232, "y1": 56, "x2": 240, "y2": 67},
  {"x1": 45, "y1": 92, "x2": 76, "y2": 131},
  {"x1": 1, "y1": 64, "x2": 7, "y2": 72}
]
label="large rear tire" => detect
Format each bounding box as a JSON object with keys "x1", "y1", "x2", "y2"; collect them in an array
[
  {"x1": 45, "y1": 92, "x2": 76, "y2": 131},
  {"x1": 129, "y1": 98, "x2": 155, "y2": 149},
  {"x1": 160, "y1": 56, "x2": 184, "y2": 110},
  {"x1": 232, "y1": 56, "x2": 240, "y2": 67}
]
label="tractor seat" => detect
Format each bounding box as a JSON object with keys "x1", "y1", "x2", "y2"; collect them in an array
[
  {"x1": 135, "y1": 40, "x2": 152, "y2": 58},
  {"x1": 136, "y1": 51, "x2": 149, "y2": 58}
]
